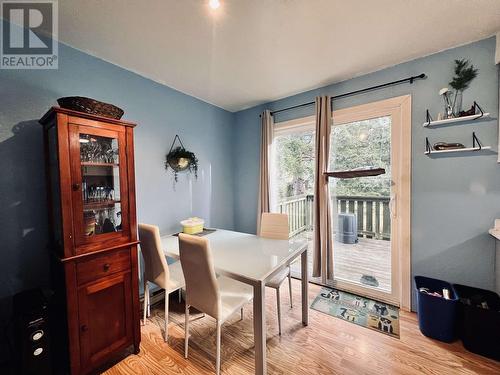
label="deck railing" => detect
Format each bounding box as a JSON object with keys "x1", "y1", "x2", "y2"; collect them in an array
[
  {"x1": 277, "y1": 195, "x2": 314, "y2": 237},
  {"x1": 278, "y1": 194, "x2": 390, "y2": 240}
]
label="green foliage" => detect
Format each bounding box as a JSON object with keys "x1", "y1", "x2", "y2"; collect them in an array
[
  {"x1": 276, "y1": 132, "x2": 314, "y2": 199},
  {"x1": 330, "y1": 117, "x2": 391, "y2": 197},
  {"x1": 275, "y1": 117, "x2": 391, "y2": 201},
  {"x1": 449, "y1": 59, "x2": 478, "y2": 91}
]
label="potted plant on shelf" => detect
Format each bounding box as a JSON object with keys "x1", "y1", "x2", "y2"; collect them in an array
[
  {"x1": 165, "y1": 135, "x2": 198, "y2": 183},
  {"x1": 449, "y1": 59, "x2": 478, "y2": 117}
]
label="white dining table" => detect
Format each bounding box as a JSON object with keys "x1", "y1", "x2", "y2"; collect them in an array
[{"x1": 160, "y1": 229, "x2": 309, "y2": 375}]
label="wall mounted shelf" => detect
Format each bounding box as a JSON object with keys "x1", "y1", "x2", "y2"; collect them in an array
[
  {"x1": 423, "y1": 101, "x2": 488, "y2": 127},
  {"x1": 423, "y1": 112, "x2": 490, "y2": 127},
  {"x1": 489, "y1": 228, "x2": 500, "y2": 241},
  {"x1": 425, "y1": 132, "x2": 491, "y2": 155},
  {"x1": 424, "y1": 146, "x2": 491, "y2": 155}
]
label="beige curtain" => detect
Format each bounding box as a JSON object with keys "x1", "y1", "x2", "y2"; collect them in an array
[
  {"x1": 312, "y1": 96, "x2": 333, "y2": 280},
  {"x1": 257, "y1": 110, "x2": 273, "y2": 234}
]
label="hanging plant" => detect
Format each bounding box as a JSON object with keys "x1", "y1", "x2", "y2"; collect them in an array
[{"x1": 165, "y1": 135, "x2": 198, "y2": 182}]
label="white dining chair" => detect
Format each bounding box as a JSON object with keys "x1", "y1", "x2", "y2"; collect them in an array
[
  {"x1": 260, "y1": 212, "x2": 292, "y2": 335},
  {"x1": 138, "y1": 223, "x2": 185, "y2": 342},
  {"x1": 179, "y1": 233, "x2": 253, "y2": 375}
]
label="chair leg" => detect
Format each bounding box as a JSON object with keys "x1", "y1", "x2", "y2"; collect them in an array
[
  {"x1": 240, "y1": 307, "x2": 244, "y2": 321},
  {"x1": 178, "y1": 289, "x2": 182, "y2": 304},
  {"x1": 276, "y1": 288, "x2": 282, "y2": 335},
  {"x1": 146, "y1": 282, "x2": 151, "y2": 317},
  {"x1": 184, "y1": 305, "x2": 190, "y2": 359},
  {"x1": 288, "y1": 272, "x2": 293, "y2": 308},
  {"x1": 164, "y1": 291, "x2": 169, "y2": 342},
  {"x1": 216, "y1": 321, "x2": 221, "y2": 375},
  {"x1": 142, "y1": 281, "x2": 149, "y2": 325}
]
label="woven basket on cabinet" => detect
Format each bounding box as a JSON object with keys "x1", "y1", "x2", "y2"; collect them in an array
[{"x1": 57, "y1": 96, "x2": 124, "y2": 119}]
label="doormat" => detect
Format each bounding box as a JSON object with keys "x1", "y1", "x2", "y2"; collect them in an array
[{"x1": 311, "y1": 287, "x2": 400, "y2": 338}]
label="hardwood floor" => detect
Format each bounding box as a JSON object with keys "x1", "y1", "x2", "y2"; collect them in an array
[{"x1": 104, "y1": 281, "x2": 499, "y2": 375}]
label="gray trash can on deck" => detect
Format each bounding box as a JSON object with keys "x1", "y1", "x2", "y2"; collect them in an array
[{"x1": 336, "y1": 213, "x2": 358, "y2": 244}]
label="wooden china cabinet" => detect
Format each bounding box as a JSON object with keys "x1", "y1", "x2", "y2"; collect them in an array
[{"x1": 39, "y1": 107, "x2": 140, "y2": 375}]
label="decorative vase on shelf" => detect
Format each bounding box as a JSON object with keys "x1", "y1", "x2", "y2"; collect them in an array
[
  {"x1": 439, "y1": 87, "x2": 454, "y2": 119},
  {"x1": 453, "y1": 90, "x2": 463, "y2": 117}
]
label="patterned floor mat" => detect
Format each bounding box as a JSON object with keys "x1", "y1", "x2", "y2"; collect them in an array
[{"x1": 311, "y1": 287, "x2": 400, "y2": 338}]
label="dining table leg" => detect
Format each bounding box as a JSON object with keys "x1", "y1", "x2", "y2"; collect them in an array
[
  {"x1": 301, "y1": 249, "x2": 309, "y2": 326},
  {"x1": 253, "y1": 281, "x2": 266, "y2": 375}
]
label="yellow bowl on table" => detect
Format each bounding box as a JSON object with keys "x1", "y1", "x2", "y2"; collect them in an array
[{"x1": 180, "y1": 217, "x2": 205, "y2": 235}]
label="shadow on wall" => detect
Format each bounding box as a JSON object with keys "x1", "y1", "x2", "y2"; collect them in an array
[
  {"x1": 0, "y1": 120, "x2": 50, "y2": 351},
  {"x1": 412, "y1": 233, "x2": 495, "y2": 310}
]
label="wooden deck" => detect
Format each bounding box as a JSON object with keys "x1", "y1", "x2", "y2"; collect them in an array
[{"x1": 290, "y1": 231, "x2": 391, "y2": 292}]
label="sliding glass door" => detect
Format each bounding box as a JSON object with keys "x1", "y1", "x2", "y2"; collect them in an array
[
  {"x1": 329, "y1": 96, "x2": 411, "y2": 306},
  {"x1": 329, "y1": 115, "x2": 394, "y2": 299},
  {"x1": 273, "y1": 119, "x2": 316, "y2": 282},
  {"x1": 272, "y1": 96, "x2": 411, "y2": 308},
  {"x1": 274, "y1": 124, "x2": 315, "y2": 238}
]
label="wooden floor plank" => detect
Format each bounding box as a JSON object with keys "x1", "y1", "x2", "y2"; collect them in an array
[{"x1": 104, "y1": 281, "x2": 500, "y2": 375}]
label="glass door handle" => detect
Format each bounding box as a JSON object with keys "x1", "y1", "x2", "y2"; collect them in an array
[{"x1": 389, "y1": 194, "x2": 397, "y2": 219}]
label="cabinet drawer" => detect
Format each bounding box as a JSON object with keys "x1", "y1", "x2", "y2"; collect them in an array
[{"x1": 76, "y1": 248, "x2": 131, "y2": 285}]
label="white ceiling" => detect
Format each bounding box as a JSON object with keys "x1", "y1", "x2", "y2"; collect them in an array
[{"x1": 58, "y1": 0, "x2": 500, "y2": 112}]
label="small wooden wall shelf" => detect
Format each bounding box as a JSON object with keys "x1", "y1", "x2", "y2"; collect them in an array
[{"x1": 325, "y1": 168, "x2": 386, "y2": 179}]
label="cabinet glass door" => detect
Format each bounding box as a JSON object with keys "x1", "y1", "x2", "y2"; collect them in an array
[
  {"x1": 80, "y1": 134, "x2": 122, "y2": 236},
  {"x1": 70, "y1": 125, "x2": 129, "y2": 249}
]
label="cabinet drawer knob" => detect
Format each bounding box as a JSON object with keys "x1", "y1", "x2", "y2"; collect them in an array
[
  {"x1": 103, "y1": 263, "x2": 111, "y2": 271},
  {"x1": 81, "y1": 325, "x2": 88, "y2": 332},
  {"x1": 72, "y1": 183, "x2": 80, "y2": 191}
]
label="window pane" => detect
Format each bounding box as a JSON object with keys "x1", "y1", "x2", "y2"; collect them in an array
[
  {"x1": 274, "y1": 130, "x2": 315, "y2": 202},
  {"x1": 274, "y1": 128, "x2": 316, "y2": 280},
  {"x1": 329, "y1": 116, "x2": 392, "y2": 293}
]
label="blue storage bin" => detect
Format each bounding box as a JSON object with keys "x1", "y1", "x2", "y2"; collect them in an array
[{"x1": 414, "y1": 276, "x2": 458, "y2": 343}]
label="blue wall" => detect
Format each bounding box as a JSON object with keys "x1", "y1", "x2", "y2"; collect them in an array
[
  {"x1": 0, "y1": 17, "x2": 498, "y2": 322},
  {"x1": 0, "y1": 32, "x2": 235, "y2": 327},
  {"x1": 233, "y1": 37, "x2": 500, "y2": 308}
]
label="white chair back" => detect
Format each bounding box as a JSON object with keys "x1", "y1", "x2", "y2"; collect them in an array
[
  {"x1": 138, "y1": 223, "x2": 169, "y2": 288},
  {"x1": 260, "y1": 213, "x2": 289, "y2": 240},
  {"x1": 178, "y1": 233, "x2": 220, "y2": 319}
]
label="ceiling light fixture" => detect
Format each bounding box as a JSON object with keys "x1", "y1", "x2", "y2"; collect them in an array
[{"x1": 209, "y1": 0, "x2": 220, "y2": 10}]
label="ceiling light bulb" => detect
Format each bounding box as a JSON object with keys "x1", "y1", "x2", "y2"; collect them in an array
[{"x1": 209, "y1": 0, "x2": 220, "y2": 9}]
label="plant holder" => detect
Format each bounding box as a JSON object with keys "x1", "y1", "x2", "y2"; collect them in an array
[{"x1": 165, "y1": 135, "x2": 198, "y2": 182}]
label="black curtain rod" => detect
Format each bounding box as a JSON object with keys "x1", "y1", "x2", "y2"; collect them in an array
[{"x1": 263, "y1": 73, "x2": 426, "y2": 117}]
